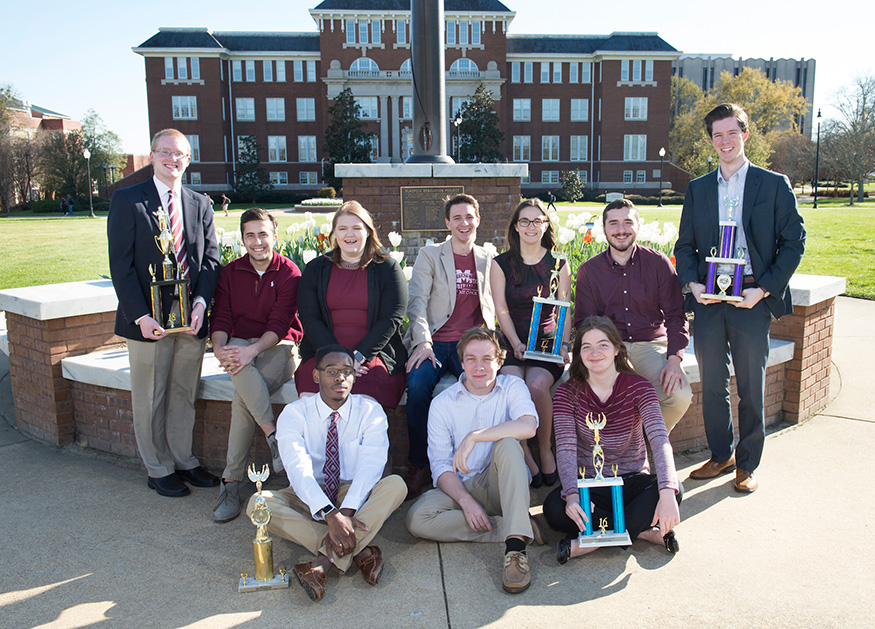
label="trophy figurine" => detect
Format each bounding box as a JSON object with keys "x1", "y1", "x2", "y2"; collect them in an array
[
  {"x1": 523, "y1": 252, "x2": 570, "y2": 364},
  {"x1": 576, "y1": 413, "x2": 632, "y2": 549},
  {"x1": 701, "y1": 196, "x2": 746, "y2": 302},
  {"x1": 148, "y1": 206, "x2": 192, "y2": 333},
  {"x1": 238, "y1": 464, "x2": 289, "y2": 592}
]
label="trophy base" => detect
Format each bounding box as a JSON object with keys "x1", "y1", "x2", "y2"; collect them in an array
[
  {"x1": 238, "y1": 572, "x2": 290, "y2": 593},
  {"x1": 523, "y1": 350, "x2": 565, "y2": 364},
  {"x1": 576, "y1": 531, "x2": 632, "y2": 549},
  {"x1": 701, "y1": 292, "x2": 743, "y2": 302},
  {"x1": 162, "y1": 326, "x2": 192, "y2": 334}
]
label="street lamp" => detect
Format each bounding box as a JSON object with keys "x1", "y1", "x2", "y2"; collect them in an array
[
  {"x1": 813, "y1": 108, "x2": 822, "y2": 209},
  {"x1": 658, "y1": 147, "x2": 666, "y2": 207},
  {"x1": 83, "y1": 148, "x2": 95, "y2": 217},
  {"x1": 101, "y1": 162, "x2": 108, "y2": 198},
  {"x1": 453, "y1": 115, "x2": 462, "y2": 162},
  {"x1": 109, "y1": 164, "x2": 117, "y2": 187},
  {"x1": 708, "y1": 154, "x2": 713, "y2": 172}
]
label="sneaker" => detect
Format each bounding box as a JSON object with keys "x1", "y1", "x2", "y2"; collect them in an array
[
  {"x1": 213, "y1": 481, "x2": 241, "y2": 523},
  {"x1": 266, "y1": 433, "x2": 284, "y2": 474},
  {"x1": 502, "y1": 551, "x2": 531, "y2": 594}
]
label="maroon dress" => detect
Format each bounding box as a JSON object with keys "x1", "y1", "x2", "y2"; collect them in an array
[{"x1": 294, "y1": 266, "x2": 406, "y2": 407}]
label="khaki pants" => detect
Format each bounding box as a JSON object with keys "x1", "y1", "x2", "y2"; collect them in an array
[
  {"x1": 405, "y1": 438, "x2": 534, "y2": 544},
  {"x1": 625, "y1": 340, "x2": 693, "y2": 433},
  {"x1": 222, "y1": 339, "x2": 295, "y2": 481},
  {"x1": 247, "y1": 475, "x2": 406, "y2": 573}
]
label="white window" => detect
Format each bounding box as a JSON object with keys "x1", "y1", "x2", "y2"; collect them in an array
[
  {"x1": 307, "y1": 60, "x2": 316, "y2": 82},
  {"x1": 553, "y1": 62, "x2": 562, "y2": 84},
  {"x1": 346, "y1": 20, "x2": 355, "y2": 44},
  {"x1": 397, "y1": 20, "x2": 407, "y2": 44},
  {"x1": 235, "y1": 98, "x2": 255, "y2": 121},
  {"x1": 276, "y1": 60, "x2": 285, "y2": 82},
  {"x1": 541, "y1": 62, "x2": 550, "y2": 83},
  {"x1": 294, "y1": 60, "x2": 304, "y2": 82},
  {"x1": 263, "y1": 60, "x2": 273, "y2": 82},
  {"x1": 632, "y1": 60, "x2": 642, "y2": 82},
  {"x1": 400, "y1": 59, "x2": 411, "y2": 76},
  {"x1": 511, "y1": 62, "x2": 520, "y2": 83},
  {"x1": 189, "y1": 172, "x2": 201, "y2": 185},
  {"x1": 624, "y1": 134, "x2": 646, "y2": 160},
  {"x1": 371, "y1": 20, "x2": 381, "y2": 44},
  {"x1": 542, "y1": 136, "x2": 559, "y2": 161},
  {"x1": 459, "y1": 21, "x2": 468, "y2": 45},
  {"x1": 300, "y1": 171, "x2": 319, "y2": 185},
  {"x1": 570, "y1": 63, "x2": 578, "y2": 83},
  {"x1": 570, "y1": 99, "x2": 589, "y2": 122},
  {"x1": 164, "y1": 57, "x2": 174, "y2": 80},
  {"x1": 402, "y1": 96, "x2": 412, "y2": 120},
  {"x1": 637, "y1": 170, "x2": 646, "y2": 183},
  {"x1": 446, "y1": 20, "x2": 455, "y2": 45},
  {"x1": 268, "y1": 136, "x2": 287, "y2": 162},
  {"x1": 513, "y1": 99, "x2": 531, "y2": 122},
  {"x1": 350, "y1": 58, "x2": 379, "y2": 76},
  {"x1": 355, "y1": 96, "x2": 379, "y2": 119},
  {"x1": 645, "y1": 60, "x2": 654, "y2": 81},
  {"x1": 191, "y1": 57, "x2": 200, "y2": 80},
  {"x1": 296, "y1": 98, "x2": 315, "y2": 121},
  {"x1": 625, "y1": 97, "x2": 648, "y2": 120},
  {"x1": 266, "y1": 98, "x2": 285, "y2": 122},
  {"x1": 577, "y1": 170, "x2": 588, "y2": 185},
  {"x1": 270, "y1": 172, "x2": 288, "y2": 185},
  {"x1": 542, "y1": 170, "x2": 559, "y2": 184},
  {"x1": 524, "y1": 62, "x2": 533, "y2": 83},
  {"x1": 570, "y1": 135, "x2": 588, "y2": 161},
  {"x1": 176, "y1": 57, "x2": 187, "y2": 80},
  {"x1": 450, "y1": 97, "x2": 469, "y2": 118},
  {"x1": 232, "y1": 60, "x2": 242, "y2": 82},
  {"x1": 359, "y1": 21, "x2": 369, "y2": 44},
  {"x1": 513, "y1": 136, "x2": 530, "y2": 162},
  {"x1": 368, "y1": 136, "x2": 379, "y2": 161},
  {"x1": 298, "y1": 136, "x2": 317, "y2": 162},
  {"x1": 621, "y1": 61, "x2": 629, "y2": 82},
  {"x1": 472, "y1": 21, "x2": 481, "y2": 45},
  {"x1": 449, "y1": 58, "x2": 478, "y2": 76},
  {"x1": 245, "y1": 60, "x2": 255, "y2": 82},
  {"x1": 186, "y1": 135, "x2": 200, "y2": 162},
  {"x1": 623, "y1": 170, "x2": 633, "y2": 183},
  {"x1": 542, "y1": 99, "x2": 560, "y2": 122},
  {"x1": 521, "y1": 173, "x2": 530, "y2": 184},
  {"x1": 581, "y1": 62, "x2": 591, "y2": 83},
  {"x1": 172, "y1": 96, "x2": 197, "y2": 120}
]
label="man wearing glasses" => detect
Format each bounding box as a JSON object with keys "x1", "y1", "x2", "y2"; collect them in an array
[
  {"x1": 108, "y1": 129, "x2": 220, "y2": 498},
  {"x1": 248, "y1": 344, "x2": 406, "y2": 602}
]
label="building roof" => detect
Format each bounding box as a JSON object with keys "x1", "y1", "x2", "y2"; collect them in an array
[
  {"x1": 507, "y1": 33, "x2": 677, "y2": 54},
  {"x1": 312, "y1": 0, "x2": 512, "y2": 11},
  {"x1": 135, "y1": 29, "x2": 320, "y2": 52}
]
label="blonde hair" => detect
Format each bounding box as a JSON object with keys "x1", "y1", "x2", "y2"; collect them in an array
[
  {"x1": 328, "y1": 201, "x2": 386, "y2": 268},
  {"x1": 150, "y1": 128, "x2": 191, "y2": 155}
]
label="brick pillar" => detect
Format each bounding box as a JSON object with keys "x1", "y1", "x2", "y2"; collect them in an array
[{"x1": 6, "y1": 311, "x2": 121, "y2": 445}]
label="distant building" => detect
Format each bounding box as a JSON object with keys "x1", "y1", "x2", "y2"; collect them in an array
[
  {"x1": 7, "y1": 99, "x2": 82, "y2": 137},
  {"x1": 672, "y1": 54, "x2": 816, "y2": 136}
]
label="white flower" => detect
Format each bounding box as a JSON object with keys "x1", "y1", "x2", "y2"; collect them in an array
[
  {"x1": 403, "y1": 266, "x2": 413, "y2": 282},
  {"x1": 482, "y1": 241, "x2": 498, "y2": 255},
  {"x1": 388, "y1": 231, "x2": 402, "y2": 248},
  {"x1": 286, "y1": 223, "x2": 300, "y2": 235},
  {"x1": 215, "y1": 227, "x2": 225, "y2": 237},
  {"x1": 547, "y1": 210, "x2": 560, "y2": 225},
  {"x1": 389, "y1": 250, "x2": 405, "y2": 263},
  {"x1": 323, "y1": 212, "x2": 335, "y2": 224},
  {"x1": 312, "y1": 224, "x2": 321, "y2": 236},
  {"x1": 232, "y1": 243, "x2": 242, "y2": 256},
  {"x1": 233, "y1": 231, "x2": 242, "y2": 243},
  {"x1": 303, "y1": 212, "x2": 313, "y2": 221},
  {"x1": 558, "y1": 227, "x2": 575, "y2": 245},
  {"x1": 302, "y1": 249, "x2": 317, "y2": 264}
]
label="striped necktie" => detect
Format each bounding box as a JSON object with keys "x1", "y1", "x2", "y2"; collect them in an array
[
  {"x1": 167, "y1": 190, "x2": 189, "y2": 279},
  {"x1": 322, "y1": 411, "x2": 340, "y2": 505}
]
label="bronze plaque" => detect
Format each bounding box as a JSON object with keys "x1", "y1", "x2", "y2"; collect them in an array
[{"x1": 400, "y1": 186, "x2": 463, "y2": 232}]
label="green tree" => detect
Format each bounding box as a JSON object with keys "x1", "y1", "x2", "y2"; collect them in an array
[
  {"x1": 234, "y1": 135, "x2": 272, "y2": 204},
  {"x1": 0, "y1": 84, "x2": 18, "y2": 212},
  {"x1": 40, "y1": 129, "x2": 88, "y2": 198},
  {"x1": 458, "y1": 84, "x2": 504, "y2": 163},
  {"x1": 559, "y1": 171, "x2": 585, "y2": 202},
  {"x1": 322, "y1": 87, "x2": 372, "y2": 190},
  {"x1": 81, "y1": 109, "x2": 126, "y2": 189}
]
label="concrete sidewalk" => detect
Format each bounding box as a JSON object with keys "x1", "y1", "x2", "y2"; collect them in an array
[{"x1": 1, "y1": 297, "x2": 873, "y2": 628}]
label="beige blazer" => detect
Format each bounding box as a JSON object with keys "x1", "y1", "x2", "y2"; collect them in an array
[{"x1": 404, "y1": 239, "x2": 495, "y2": 350}]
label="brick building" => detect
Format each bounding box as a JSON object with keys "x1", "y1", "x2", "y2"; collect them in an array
[{"x1": 133, "y1": 0, "x2": 681, "y2": 195}]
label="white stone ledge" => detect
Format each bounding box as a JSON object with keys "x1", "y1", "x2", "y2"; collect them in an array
[
  {"x1": 335, "y1": 163, "x2": 528, "y2": 178},
  {"x1": 0, "y1": 280, "x2": 118, "y2": 321},
  {"x1": 788, "y1": 274, "x2": 846, "y2": 307},
  {"x1": 0, "y1": 312, "x2": 7, "y2": 356}
]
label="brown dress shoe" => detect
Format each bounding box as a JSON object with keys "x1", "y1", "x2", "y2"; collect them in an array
[
  {"x1": 689, "y1": 456, "x2": 736, "y2": 479},
  {"x1": 293, "y1": 562, "x2": 327, "y2": 601},
  {"x1": 353, "y1": 545, "x2": 383, "y2": 586},
  {"x1": 404, "y1": 465, "x2": 430, "y2": 501},
  {"x1": 734, "y1": 469, "x2": 758, "y2": 493},
  {"x1": 502, "y1": 551, "x2": 531, "y2": 594}
]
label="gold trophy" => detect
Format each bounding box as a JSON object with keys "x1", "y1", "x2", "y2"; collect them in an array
[
  {"x1": 238, "y1": 464, "x2": 289, "y2": 593},
  {"x1": 148, "y1": 206, "x2": 192, "y2": 333},
  {"x1": 523, "y1": 252, "x2": 570, "y2": 364}
]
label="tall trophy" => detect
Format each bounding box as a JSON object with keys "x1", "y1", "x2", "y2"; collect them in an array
[
  {"x1": 701, "y1": 196, "x2": 745, "y2": 302},
  {"x1": 576, "y1": 413, "x2": 632, "y2": 549},
  {"x1": 238, "y1": 464, "x2": 289, "y2": 593},
  {"x1": 523, "y1": 252, "x2": 570, "y2": 364},
  {"x1": 148, "y1": 207, "x2": 192, "y2": 332}
]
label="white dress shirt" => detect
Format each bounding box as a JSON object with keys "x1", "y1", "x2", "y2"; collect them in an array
[
  {"x1": 717, "y1": 159, "x2": 752, "y2": 275},
  {"x1": 276, "y1": 393, "x2": 389, "y2": 518},
  {"x1": 427, "y1": 374, "x2": 538, "y2": 484}
]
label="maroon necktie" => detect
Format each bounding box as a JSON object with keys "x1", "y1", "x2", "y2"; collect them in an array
[
  {"x1": 322, "y1": 411, "x2": 340, "y2": 504},
  {"x1": 167, "y1": 190, "x2": 189, "y2": 279}
]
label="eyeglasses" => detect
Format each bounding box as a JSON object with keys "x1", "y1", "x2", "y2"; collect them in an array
[
  {"x1": 516, "y1": 217, "x2": 548, "y2": 228},
  {"x1": 154, "y1": 148, "x2": 189, "y2": 160},
  {"x1": 318, "y1": 367, "x2": 356, "y2": 378}
]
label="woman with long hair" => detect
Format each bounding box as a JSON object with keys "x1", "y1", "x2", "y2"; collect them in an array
[{"x1": 544, "y1": 316, "x2": 682, "y2": 563}]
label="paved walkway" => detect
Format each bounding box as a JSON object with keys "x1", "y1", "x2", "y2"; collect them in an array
[{"x1": 0, "y1": 297, "x2": 873, "y2": 628}]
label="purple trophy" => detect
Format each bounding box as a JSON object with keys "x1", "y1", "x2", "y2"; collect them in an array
[{"x1": 701, "y1": 196, "x2": 745, "y2": 302}]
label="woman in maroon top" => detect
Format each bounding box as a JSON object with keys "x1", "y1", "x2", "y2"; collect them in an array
[
  {"x1": 294, "y1": 201, "x2": 407, "y2": 407},
  {"x1": 544, "y1": 316, "x2": 682, "y2": 563},
  {"x1": 491, "y1": 199, "x2": 571, "y2": 488}
]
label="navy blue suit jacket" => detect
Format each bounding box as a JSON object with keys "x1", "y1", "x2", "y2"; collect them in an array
[{"x1": 107, "y1": 178, "x2": 220, "y2": 341}]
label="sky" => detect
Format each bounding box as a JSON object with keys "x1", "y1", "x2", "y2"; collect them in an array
[{"x1": 2, "y1": 0, "x2": 868, "y2": 153}]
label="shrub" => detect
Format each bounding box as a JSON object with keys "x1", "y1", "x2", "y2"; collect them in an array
[{"x1": 318, "y1": 187, "x2": 337, "y2": 199}]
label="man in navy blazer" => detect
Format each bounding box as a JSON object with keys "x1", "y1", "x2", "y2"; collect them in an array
[
  {"x1": 108, "y1": 129, "x2": 221, "y2": 497},
  {"x1": 674, "y1": 104, "x2": 805, "y2": 493}
]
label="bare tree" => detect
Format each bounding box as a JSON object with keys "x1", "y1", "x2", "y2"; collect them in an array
[
  {"x1": 770, "y1": 131, "x2": 815, "y2": 188},
  {"x1": 828, "y1": 75, "x2": 875, "y2": 203}
]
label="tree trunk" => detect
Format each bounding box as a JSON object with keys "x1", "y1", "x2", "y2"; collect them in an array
[{"x1": 858, "y1": 177, "x2": 866, "y2": 202}]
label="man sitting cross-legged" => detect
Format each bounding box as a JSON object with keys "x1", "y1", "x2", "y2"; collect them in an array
[
  {"x1": 405, "y1": 327, "x2": 543, "y2": 594},
  {"x1": 246, "y1": 344, "x2": 406, "y2": 602}
]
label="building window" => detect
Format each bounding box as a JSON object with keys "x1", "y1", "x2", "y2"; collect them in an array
[
  {"x1": 276, "y1": 60, "x2": 285, "y2": 82},
  {"x1": 577, "y1": 170, "x2": 588, "y2": 185},
  {"x1": 232, "y1": 60, "x2": 242, "y2": 82},
  {"x1": 472, "y1": 21, "x2": 481, "y2": 45},
  {"x1": 511, "y1": 62, "x2": 520, "y2": 83},
  {"x1": 294, "y1": 60, "x2": 304, "y2": 82},
  {"x1": 625, "y1": 97, "x2": 648, "y2": 120},
  {"x1": 397, "y1": 20, "x2": 407, "y2": 44},
  {"x1": 450, "y1": 97, "x2": 469, "y2": 118},
  {"x1": 513, "y1": 99, "x2": 531, "y2": 122},
  {"x1": 570, "y1": 99, "x2": 589, "y2": 122},
  {"x1": 371, "y1": 20, "x2": 381, "y2": 44},
  {"x1": 307, "y1": 60, "x2": 316, "y2": 82},
  {"x1": 542, "y1": 170, "x2": 559, "y2": 184},
  {"x1": 266, "y1": 98, "x2": 286, "y2": 122},
  {"x1": 189, "y1": 172, "x2": 201, "y2": 185},
  {"x1": 267, "y1": 136, "x2": 287, "y2": 162},
  {"x1": 512, "y1": 136, "x2": 531, "y2": 162},
  {"x1": 621, "y1": 60, "x2": 629, "y2": 82},
  {"x1": 235, "y1": 98, "x2": 255, "y2": 121},
  {"x1": 541, "y1": 62, "x2": 550, "y2": 83},
  {"x1": 400, "y1": 59, "x2": 411, "y2": 77},
  {"x1": 191, "y1": 57, "x2": 200, "y2": 80},
  {"x1": 623, "y1": 170, "x2": 633, "y2": 183},
  {"x1": 186, "y1": 135, "x2": 200, "y2": 162},
  {"x1": 449, "y1": 58, "x2": 478, "y2": 77},
  {"x1": 359, "y1": 20, "x2": 369, "y2": 44},
  {"x1": 176, "y1": 57, "x2": 187, "y2": 80},
  {"x1": 623, "y1": 134, "x2": 647, "y2": 160},
  {"x1": 172, "y1": 96, "x2": 197, "y2": 120},
  {"x1": 368, "y1": 136, "x2": 379, "y2": 161},
  {"x1": 521, "y1": 173, "x2": 530, "y2": 184},
  {"x1": 296, "y1": 98, "x2": 315, "y2": 121},
  {"x1": 346, "y1": 20, "x2": 355, "y2": 44},
  {"x1": 570, "y1": 135, "x2": 588, "y2": 161},
  {"x1": 350, "y1": 58, "x2": 379, "y2": 77},
  {"x1": 632, "y1": 60, "x2": 642, "y2": 82},
  {"x1": 553, "y1": 62, "x2": 562, "y2": 84},
  {"x1": 355, "y1": 96, "x2": 379, "y2": 119},
  {"x1": 459, "y1": 20, "x2": 468, "y2": 45},
  {"x1": 164, "y1": 57, "x2": 174, "y2": 80},
  {"x1": 300, "y1": 171, "x2": 318, "y2": 185},
  {"x1": 270, "y1": 172, "x2": 289, "y2": 185},
  {"x1": 298, "y1": 136, "x2": 317, "y2": 162},
  {"x1": 245, "y1": 60, "x2": 255, "y2": 82},
  {"x1": 636, "y1": 170, "x2": 646, "y2": 183},
  {"x1": 570, "y1": 62, "x2": 578, "y2": 83},
  {"x1": 542, "y1": 136, "x2": 559, "y2": 161},
  {"x1": 446, "y1": 20, "x2": 455, "y2": 45},
  {"x1": 542, "y1": 99, "x2": 560, "y2": 122},
  {"x1": 401, "y1": 96, "x2": 412, "y2": 120},
  {"x1": 263, "y1": 60, "x2": 273, "y2": 82},
  {"x1": 581, "y1": 62, "x2": 591, "y2": 83},
  {"x1": 645, "y1": 60, "x2": 654, "y2": 81},
  {"x1": 524, "y1": 62, "x2": 533, "y2": 83}
]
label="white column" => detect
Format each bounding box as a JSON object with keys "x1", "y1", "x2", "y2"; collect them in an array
[
  {"x1": 380, "y1": 95, "x2": 390, "y2": 162},
  {"x1": 392, "y1": 95, "x2": 401, "y2": 162}
]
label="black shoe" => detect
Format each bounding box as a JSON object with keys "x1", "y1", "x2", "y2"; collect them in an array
[
  {"x1": 177, "y1": 466, "x2": 220, "y2": 487},
  {"x1": 542, "y1": 470, "x2": 559, "y2": 486},
  {"x1": 530, "y1": 472, "x2": 543, "y2": 489},
  {"x1": 663, "y1": 530, "x2": 679, "y2": 554},
  {"x1": 147, "y1": 473, "x2": 190, "y2": 497},
  {"x1": 557, "y1": 537, "x2": 572, "y2": 565}
]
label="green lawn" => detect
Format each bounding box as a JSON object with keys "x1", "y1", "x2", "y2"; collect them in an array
[{"x1": 1, "y1": 202, "x2": 872, "y2": 299}]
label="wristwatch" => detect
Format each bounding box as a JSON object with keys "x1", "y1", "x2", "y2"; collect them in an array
[
  {"x1": 353, "y1": 350, "x2": 366, "y2": 363},
  {"x1": 319, "y1": 504, "x2": 336, "y2": 518}
]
